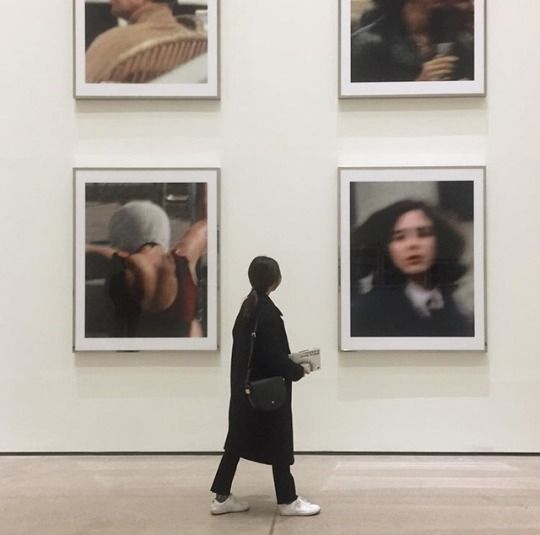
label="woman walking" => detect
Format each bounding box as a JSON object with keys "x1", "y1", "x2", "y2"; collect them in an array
[{"x1": 210, "y1": 256, "x2": 320, "y2": 516}]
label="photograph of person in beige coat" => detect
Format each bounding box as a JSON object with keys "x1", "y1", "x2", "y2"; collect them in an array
[{"x1": 85, "y1": 0, "x2": 207, "y2": 83}]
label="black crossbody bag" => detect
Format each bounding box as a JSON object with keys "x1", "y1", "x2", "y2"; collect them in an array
[{"x1": 243, "y1": 313, "x2": 286, "y2": 412}]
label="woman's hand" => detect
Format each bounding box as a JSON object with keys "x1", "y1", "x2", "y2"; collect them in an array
[
  {"x1": 301, "y1": 363, "x2": 311, "y2": 376},
  {"x1": 416, "y1": 56, "x2": 458, "y2": 81}
]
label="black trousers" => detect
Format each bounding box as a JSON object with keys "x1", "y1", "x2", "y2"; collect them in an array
[{"x1": 210, "y1": 451, "x2": 297, "y2": 504}]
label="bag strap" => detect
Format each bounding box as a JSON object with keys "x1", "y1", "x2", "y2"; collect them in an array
[{"x1": 244, "y1": 312, "x2": 260, "y2": 393}]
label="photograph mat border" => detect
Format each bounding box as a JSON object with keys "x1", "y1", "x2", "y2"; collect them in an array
[
  {"x1": 73, "y1": 167, "x2": 220, "y2": 351},
  {"x1": 339, "y1": 0, "x2": 486, "y2": 98},
  {"x1": 338, "y1": 166, "x2": 485, "y2": 351},
  {"x1": 73, "y1": 0, "x2": 220, "y2": 99}
]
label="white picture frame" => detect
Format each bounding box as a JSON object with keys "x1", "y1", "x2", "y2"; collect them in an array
[
  {"x1": 339, "y1": 0, "x2": 485, "y2": 98},
  {"x1": 74, "y1": 0, "x2": 219, "y2": 99},
  {"x1": 339, "y1": 166, "x2": 485, "y2": 351},
  {"x1": 74, "y1": 167, "x2": 219, "y2": 351}
]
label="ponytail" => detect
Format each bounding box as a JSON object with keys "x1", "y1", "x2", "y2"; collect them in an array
[{"x1": 240, "y1": 289, "x2": 259, "y2": 320}]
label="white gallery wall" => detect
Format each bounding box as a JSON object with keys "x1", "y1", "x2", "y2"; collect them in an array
[{"x1": 1, "y1": 0, "x2": 540, "y2": 452}]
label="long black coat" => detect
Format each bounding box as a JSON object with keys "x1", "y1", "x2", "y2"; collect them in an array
[{"x1": 223, "y1": 295, "x2": 304, "y2": 466}]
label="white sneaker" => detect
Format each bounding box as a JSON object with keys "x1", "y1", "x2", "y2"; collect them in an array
[
  {"x1": 278, "y1": 496, "x2": 320, "y2": 516},
  {"x1": 210, "y1": 493, "x2": 250, "y2": 515}
]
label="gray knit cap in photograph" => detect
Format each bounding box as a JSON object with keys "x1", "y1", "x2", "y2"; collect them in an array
[{"x1": 109, "y1": 200, "x2": 171, "y2": 253}]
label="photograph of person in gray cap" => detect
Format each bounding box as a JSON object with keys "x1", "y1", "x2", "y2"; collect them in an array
[{"x1": 74, "y1": 168, "x2": 219, "y2": 351}]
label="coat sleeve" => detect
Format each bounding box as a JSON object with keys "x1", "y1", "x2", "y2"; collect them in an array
[
  {"x1": 256, "y1": 312, "x2": 304, "y2": 382},
  {"x1": 351, "y1": 31, "x2": 386, "y2": 83}
]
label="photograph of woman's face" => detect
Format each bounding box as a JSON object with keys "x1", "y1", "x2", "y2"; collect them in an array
[
  {"x1": 340, "y1": 168, "x2": 485, "y2": 350},
  {"x1": 388, "y1": 209, "x2": 437, "y2": 280}
]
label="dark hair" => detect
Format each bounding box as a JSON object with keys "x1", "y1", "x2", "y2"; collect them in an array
[
  {"x1": 373, "y1": 0, "x2": 407, "y2": 12},
  {"x1": 368, "y1": 0, "x2": 469, "y2": 37},
  {"x1": 351, "y1": 199, "x2": 467, "y2": 289},
  {"x1": 368, "y1": 0, "x2": 407, "y2": 24},
  {"x1": 107, "y1": 255, "x2": 142, "y2": 336},
  {"x1": 240, "y1": 256, "x2": 282, "y2": 319}
]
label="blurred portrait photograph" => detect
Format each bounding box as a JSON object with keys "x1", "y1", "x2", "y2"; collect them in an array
[
  {"x1": 74, "y1": 168, "x2": 219, "y2": 351},
  {"x1": 74, "y1": 0, "x2": 219, "y2": 98},
  {"x1": 340, "y1": 167, "x2": 485, "y2": 351},
  {"x1": 339, "y1": 0, "x2": 485, "y2": 97}
]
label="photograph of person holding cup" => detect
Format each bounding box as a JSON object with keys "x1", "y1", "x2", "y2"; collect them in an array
[{"x1": 350, "y1": 0, "x2": 474, "y2": 83}]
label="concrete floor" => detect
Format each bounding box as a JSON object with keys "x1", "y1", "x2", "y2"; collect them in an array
[{"x1": 2, "y1": 454, "x2": 540, "y2": 534}]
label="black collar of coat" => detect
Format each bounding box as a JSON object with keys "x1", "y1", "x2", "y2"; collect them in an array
[{"x1": 257, "y1": 292, "x2": 283, "y2": 317}]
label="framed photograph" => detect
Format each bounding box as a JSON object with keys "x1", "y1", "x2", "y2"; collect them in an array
[
  {"x1": 339, "y1": 166, "x2": 485, "y2": 351},
  {"x1": 74, "y1": 0, "x2": 219, "y2": 99},
  {"x1": 339, "y1": 0, "x2": 485, "y2": 97},
  {"x1": 74, "y1": 168, "x2": 219, "y2": 351}
]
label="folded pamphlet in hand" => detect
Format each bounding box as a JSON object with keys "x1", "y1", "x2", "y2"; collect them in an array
[{"x1": 288, "y1": 348, "x2": 321, "y2": 372}]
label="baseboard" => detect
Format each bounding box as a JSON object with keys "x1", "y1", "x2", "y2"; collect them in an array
[{"x1": 1, "y1": 450, "x2": 540, "y2": 456}]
